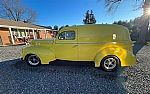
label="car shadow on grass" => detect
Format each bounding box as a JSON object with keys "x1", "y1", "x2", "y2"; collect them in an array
[{"x1": 0, "y1": 58, "x2": 128, "y2": 93}]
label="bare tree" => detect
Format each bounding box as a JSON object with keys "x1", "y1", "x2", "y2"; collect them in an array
[
  {"x1": 24, "y1": 8, "x2": 37, "y2": 23},
  {"x1": 0, "y1": 0, "x2": 36, "y2": 23},
  {"x1": 102, "y1": 0, "x2": 144, "y2": 12},
  {"x1": 101, "y1": 0, "x2": 150, "y2": 44}
]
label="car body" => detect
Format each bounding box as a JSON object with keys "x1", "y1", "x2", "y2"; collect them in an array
[{"x1": 22, "y1": 24, "x2": 136, "y2": 71}]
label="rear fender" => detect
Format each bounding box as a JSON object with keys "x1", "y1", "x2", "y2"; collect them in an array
[{"x1": 94, "y1": 46, "x2": 136, "y2": 67}]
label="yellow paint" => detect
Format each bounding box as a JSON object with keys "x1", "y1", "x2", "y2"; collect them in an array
[{"x1": 22, "y1": 24, "x2": 136, "y2": 67}]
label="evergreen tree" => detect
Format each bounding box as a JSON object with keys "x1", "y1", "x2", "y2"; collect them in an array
[
  {"x1": 65, "y1": 25, "x2": 69, "y2": 27},
  {"x1": 48, "y1": 26, "x2": 52, "y2": 29},
  {"x1": 83, "y1": 10, "x2": 96, "y2": 24},
  {"x1": 53, "y1": 25, "x2": 59, "y2": 30},
  {"x1": 113, "y1": 18, "x2": 141, "y2": 41},
  {"x1": 59, "y1": 26, "x2": 65, "y2": 30}
]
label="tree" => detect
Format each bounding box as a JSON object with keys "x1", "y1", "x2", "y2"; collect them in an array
[
  {"x1": 102, "y1": 0, "x2": 143, "y2": 12},
  {"x1": 113, "y1": 19, "x2": 140, "y2": 41},
  {"x1": 113, "y1": 20, "x2": 133, "y2": 30},
  {"x1": 0, "y1": 0, "x2": 36, "y2": 23},
  {"x1": 53, "y1": 25, "x2": 59, "y2": 30},
  {"x1": 65, "y1": 25, "x2": 69, "y2": 27},
  {"x1": 102, "y1": 0, "x2": 150, "y2": 44},
  {"x1": 47, "y1": 26, "x2": 52, "y2": 29},
  {"x1": 83, "y1": 10, "x2": 96, "y2": 24},
  {"x1": 59, "y1": 26, "x2": 65, "y2": 30}
]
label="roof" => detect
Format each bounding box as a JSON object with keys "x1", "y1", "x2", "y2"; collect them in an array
[
  {"x1": 62, "y1": 24, "x2": 128, "y2": 32},
  {"x1": 65, "y1": 24, "x2": 125, "y2": 28},
  {"x1": 0, "y1": 18, "x2": 51, "y2": 30}
]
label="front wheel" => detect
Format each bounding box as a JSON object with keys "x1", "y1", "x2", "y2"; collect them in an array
[
  {"x1": 25, "y1": 54, "x2": 41, "y2": 66},
  {"x1": 101, "y1": 56, "x2": 120, "y2": 72}
]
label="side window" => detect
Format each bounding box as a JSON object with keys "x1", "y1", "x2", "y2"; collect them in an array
[{"x1": 58, "y1": 31, "x2": 75, "y2": 40}]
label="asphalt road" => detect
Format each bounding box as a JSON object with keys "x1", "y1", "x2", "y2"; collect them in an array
[{"x1": 0, "y1": 45, "x2": 150, "y2": 94}]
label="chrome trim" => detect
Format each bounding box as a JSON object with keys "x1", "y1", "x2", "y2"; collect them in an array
[{"x1": 55, "y1": 42, "x2": 132, "y2": 44}]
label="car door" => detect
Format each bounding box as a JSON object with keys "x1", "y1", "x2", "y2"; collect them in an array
[{"x1": 55, "y1": 29, "x2": 78, "y2": 60}]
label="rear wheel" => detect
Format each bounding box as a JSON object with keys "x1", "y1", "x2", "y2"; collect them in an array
[
  {"x1": 101, "y1": 56, "x2": 120, "y2": 72},
  {"x1": 25, "y1": 54, "x2": 41, "y2": 66}
]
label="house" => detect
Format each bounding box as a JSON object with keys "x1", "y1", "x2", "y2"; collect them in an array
[{"x1": 0, "y1": 18, "x2": 53, "y2": 46}]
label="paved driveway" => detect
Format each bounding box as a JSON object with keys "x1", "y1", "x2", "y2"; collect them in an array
[{"x1": 0, "y1": 45, "x2": 149, "y2": 94}]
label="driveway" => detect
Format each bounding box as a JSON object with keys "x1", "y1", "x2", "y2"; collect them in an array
[{"x1": 0, "y1": 45, "x2": 149, "y2": 94}]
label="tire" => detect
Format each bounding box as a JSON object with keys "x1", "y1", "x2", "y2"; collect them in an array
[
  {"x1": 101, "y1": 55, "x2": 120, "y2": 72},
  {"x1": 25, "y1": 54, "x2": 41, "y2": 66}
]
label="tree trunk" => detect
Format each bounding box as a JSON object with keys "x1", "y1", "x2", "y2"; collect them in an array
[{"x1": 137, "y1": 15, "x2": 149, "y2": 44}]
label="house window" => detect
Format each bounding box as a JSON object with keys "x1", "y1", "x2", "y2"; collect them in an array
[
  {"x1": 19, "y1": 29, "x2": 26, "y2": 37},
  {"x1": 58, "y1": 31, "x2": 75, "y2": 40},
  {"x1": 11, "y1": 28, "x2": 17, "y2": 35}
]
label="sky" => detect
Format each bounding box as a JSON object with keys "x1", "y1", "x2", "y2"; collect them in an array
[{"x1": 22, "y1": 0, "x2": 143, "y2": 27}]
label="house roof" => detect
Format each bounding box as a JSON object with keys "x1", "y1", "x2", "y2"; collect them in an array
[{"x1": 0, "y1": 18, "x2": 51, "y2": 30}]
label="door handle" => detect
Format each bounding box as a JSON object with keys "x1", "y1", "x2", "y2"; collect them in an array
[{"x1": 73, "y1": 44, "x2": 78, "y2": 47}]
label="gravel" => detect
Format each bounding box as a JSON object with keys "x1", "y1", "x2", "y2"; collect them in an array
[
  {"x1": 123, "y1": 45, "x2": 150, "y2": 93},
  {"x1": 0, "y1": 45, "x2": 150, "y2": 94},
  {"x1": 0, "y1": 45, "x2": 27, "y2": 62}
]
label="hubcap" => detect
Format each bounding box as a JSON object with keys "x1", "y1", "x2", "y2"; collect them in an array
[
  {"x1": 28, "y1": 55, "x2": 40, "y2": 66},
  {"x1": 103, "y1": 58, "x2": 117, "y2": 70}
]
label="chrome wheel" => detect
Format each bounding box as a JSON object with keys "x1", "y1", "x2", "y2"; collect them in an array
[
  {"x1": 101, "y1": 56, "x2": 120, "y2": 72},
  {"x1": 27, "y1": 55, "x2": 40, "y2": 66},
  {"x1": 103, "y1": 58, "x2": 117, "y2": 70}
]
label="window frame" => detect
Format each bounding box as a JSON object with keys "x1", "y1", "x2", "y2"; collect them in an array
[{"x1": 58, "y1": 31, "x2": 76, "y2": 40}]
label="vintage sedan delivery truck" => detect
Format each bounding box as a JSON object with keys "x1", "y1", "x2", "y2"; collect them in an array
[{"x1": 22, "y1": 24, "x2": 136, "y2": 71}]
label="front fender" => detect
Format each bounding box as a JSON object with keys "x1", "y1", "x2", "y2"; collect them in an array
[
  {"x1": 22, "y1": 46, "x2": 55, "y2": 64},
  {"x1": 94, "y1": 46, "x2": 136, "y2": 67}
]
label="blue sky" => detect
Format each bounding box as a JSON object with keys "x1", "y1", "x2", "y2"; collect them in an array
[{"x1": 22, "y1": 0, "x2": 143, "y2": 27}]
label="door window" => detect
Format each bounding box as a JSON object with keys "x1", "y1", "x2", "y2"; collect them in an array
[{"x1": 58, "y1": 31, "x2": 75, "y2": 40}]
